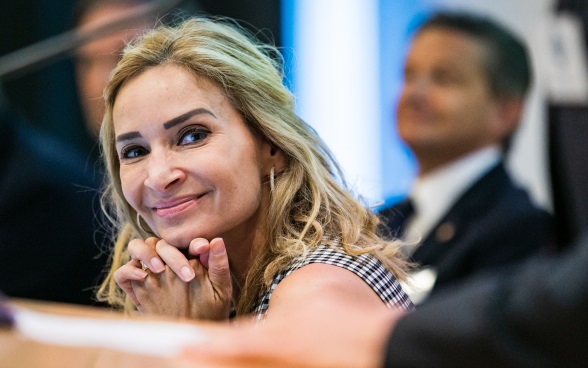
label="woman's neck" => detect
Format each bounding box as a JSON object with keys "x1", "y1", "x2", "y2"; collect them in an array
[{"x1": 225, "y1": 229, "x2": 265, "y2": 300}]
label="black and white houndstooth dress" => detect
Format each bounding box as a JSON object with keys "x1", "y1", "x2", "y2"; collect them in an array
[{"x1": 252, "y1": 244, "x2": 415, "y2": 318}]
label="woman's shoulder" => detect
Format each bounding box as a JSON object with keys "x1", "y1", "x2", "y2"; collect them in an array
[
  {"x1": 252, "y1": 244, "x2": 414, "y2": 317},
  {"x1": 291, "y1": 244, "x2": 381, "y2": 273},
  {"x1": 299, "y1": 245, "x2": 413, "y2": 308}
]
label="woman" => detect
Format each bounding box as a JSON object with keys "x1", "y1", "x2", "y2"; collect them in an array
[{"x1": 97, "y1": 17, "x2": 413, "y2": 320}]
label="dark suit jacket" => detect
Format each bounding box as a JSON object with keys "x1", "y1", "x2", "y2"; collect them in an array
[
  {"x1": 380, "y1": 163, "x2": 554, "y2": 295},
  {"x1": 384, "y1": 231, "x2": 588, "y2": 367},
  {"x1": 0, "y1": 109, "x2": 107, "y2": 305}
]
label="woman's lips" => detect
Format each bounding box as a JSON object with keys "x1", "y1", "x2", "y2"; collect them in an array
[{"x1": 152, "y1": 194, "x2": 206, "y2": 218}]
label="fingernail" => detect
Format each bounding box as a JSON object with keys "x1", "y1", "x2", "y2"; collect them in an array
[
  {"x1": 192, "y1": 243, "x2": 208, "y2": 254},
  {"x1": 212, "y1": 240, "x2": 225, "y2": 255},
  {"x1": 150, "y1": 257, "x2": 165, "y2": 273},
  {"x1": 133, "y1": 269, "x2": 148, "y2": 278},
  {"x1": 192, "y1": 239, "x2": 208, "y2": 249},
  {"x1": 181, "y1": 266, "x2": 195, "y2": 282}
]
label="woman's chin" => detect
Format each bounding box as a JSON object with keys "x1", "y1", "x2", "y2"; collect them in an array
[{"x1": 157, "y1": 229, "x2": 214, "y2": 249}]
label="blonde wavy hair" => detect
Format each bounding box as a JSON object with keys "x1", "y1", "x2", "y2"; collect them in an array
[{"x1": 97, "y1": 17, "x2": 408, "y2": 315}]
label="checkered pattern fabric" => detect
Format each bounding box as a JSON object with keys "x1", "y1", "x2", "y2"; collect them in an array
[{"x1": 252, "y1": 244, "x2": 415, "y2": 318}]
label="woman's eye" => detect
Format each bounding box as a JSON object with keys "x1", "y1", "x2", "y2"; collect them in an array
[
  {"x1": 179, "y1": 128, "x2": 209, "y2": 146},
  {"x1": 121, "y1": 146, "x2": 148, "y2": 159}
]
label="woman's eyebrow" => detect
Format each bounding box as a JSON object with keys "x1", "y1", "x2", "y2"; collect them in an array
[
  {"x1": 116, "y1": 131, "x2": 141, "y2": 143},
  {"x1": 163, "y1": 108, "x2": 216, "y2": 130},
  {"x1": 115, "y1": 108, "x2": 216, "y2": 143}
]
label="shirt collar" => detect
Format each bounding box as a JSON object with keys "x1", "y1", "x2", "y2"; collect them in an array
[{"x1": 408, "y1": 146, "x2": 501, "y2": 238}]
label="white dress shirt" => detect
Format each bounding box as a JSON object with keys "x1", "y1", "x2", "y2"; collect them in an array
[
  {"x1": 404, "y1": 145, "x2": 502, "y2": 243},
  {"x1": 400, "y1": 146, "x2": 501, "y2": 304}
]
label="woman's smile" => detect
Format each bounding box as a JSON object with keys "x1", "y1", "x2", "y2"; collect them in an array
[{"x1": 151, "y1": 193, "x2": 208, "y2": 219}]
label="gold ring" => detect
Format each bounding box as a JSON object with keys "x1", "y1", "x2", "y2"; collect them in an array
[{"x1": 140, "y1": 261, "x2": 149, "y2": 271}]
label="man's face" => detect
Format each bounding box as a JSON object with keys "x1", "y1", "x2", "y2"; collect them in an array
[
  {"x1": 75, "y1": 3, "x2": 151, "y2": 137},
  {"x1": 397, "y1": 28, "x2": 511, "y2": 173}
]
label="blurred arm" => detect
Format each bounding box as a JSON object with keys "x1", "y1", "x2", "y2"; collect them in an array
[{"x1": 385, "y1": 233, "x2": 588, "y2": 367}]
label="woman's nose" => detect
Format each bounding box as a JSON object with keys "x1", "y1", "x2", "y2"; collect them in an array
[{"x1": 143, "y1": 149, "x2": 186, "y2": 192}]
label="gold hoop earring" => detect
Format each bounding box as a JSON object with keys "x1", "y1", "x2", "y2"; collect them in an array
[
  {"x1": 270, "y1": 167, "x2": 275, "y2": 193},
  {"x1": 136, "y1": 212, "x2": 150, "y2": 234}
]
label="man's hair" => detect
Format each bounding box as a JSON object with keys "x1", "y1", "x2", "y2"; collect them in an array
[{"x1": 418, "y1": 11, "x2": 531, "y2": 99}]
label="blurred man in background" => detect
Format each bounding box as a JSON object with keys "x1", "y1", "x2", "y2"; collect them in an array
[
  {"x1": 379, "y1": 12, "x2": 554, "y2": 303},
  {"x1": 73, "y1": 0, "x2": 159, "y2": 138}
]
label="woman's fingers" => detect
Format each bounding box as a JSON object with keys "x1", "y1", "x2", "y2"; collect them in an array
[
  {"x1": 189, "y1": 238, "x2": 211, "y2": 268},
  {"x1": 116, "y1": 237, "x2": 164, "y2": 309},
  {"x1": 113, "y1": 261, "x2": 147, "y2": 307},
  {"x1": 128, "y1": 237, "x2": 165, "y2": 273},
  {"x1": 118, "y1": 237, "x2": 232, "y2": 320},
  {"x1": 207, "y1": 238, "x2": 232, "y2": 294},
  {"x1": 155, "y1": 239, "x2": 195, "y2": 282},
  {"x1": 126, "y1": 237, "x2": 212, "y2": 283},
  {"x1": 184, "y1": 238, "x2": 232, "y2": 320}
]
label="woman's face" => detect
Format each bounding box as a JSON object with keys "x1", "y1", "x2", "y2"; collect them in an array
[{"x1": 113, "y1": 64, "x2": 272, "y2": 249}]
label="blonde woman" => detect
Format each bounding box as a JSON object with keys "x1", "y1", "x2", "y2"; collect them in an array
[{"x1": 97, "y1": 17, "x2": 413, "y2": 321}]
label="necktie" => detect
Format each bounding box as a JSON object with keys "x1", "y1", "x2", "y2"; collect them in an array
[{"x1": 385, "y1": 198, "x2": 415, "y2": 238}]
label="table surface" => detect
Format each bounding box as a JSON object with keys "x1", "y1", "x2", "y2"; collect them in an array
[{"x1": 0, "y1": 299, "x2": 191, "y2": 368}]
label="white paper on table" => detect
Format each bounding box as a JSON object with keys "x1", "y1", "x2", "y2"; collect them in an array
[{"x1": 12, "y1": 306, "x2": 207, "y2": 357}]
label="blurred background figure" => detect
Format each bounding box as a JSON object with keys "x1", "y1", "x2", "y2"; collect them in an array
[
  {"x1": 0, "y1": 103, "x2": 106, "y2": 305},
  {"x1": 73, "y1": 0, "x2": 159, "y2": 140},
  {"x1": 379, "y1": 11, "x2": 554, "y2": 304}
]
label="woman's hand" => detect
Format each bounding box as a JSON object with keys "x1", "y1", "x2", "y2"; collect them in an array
[{"x1": 113, "y1": 237, "x2": 233, "y2": 321}]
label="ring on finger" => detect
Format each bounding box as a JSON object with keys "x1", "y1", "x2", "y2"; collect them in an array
[{"x1": 140, "y1": 261, "x2": 149, "y2": 271}]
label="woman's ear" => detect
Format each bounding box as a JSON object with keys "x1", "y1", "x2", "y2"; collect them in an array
[
  {"x1": 261, "y1": 140, "x2": 286, "y2": 174},
  {"x1": 269, "y1": 144, "x2": 287, "y2": 174}
]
